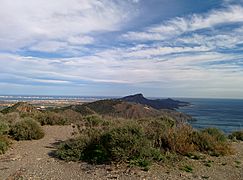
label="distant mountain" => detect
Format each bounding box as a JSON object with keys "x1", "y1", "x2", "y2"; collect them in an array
[
  {"x1": 65, "y1": 99, "x2": 191, "y2": 121},
  {"x1": 120, "y1": 93, "x2": 189, "y2": 110},
  {"x1": 1, "y1": 102, "x2": 38, "y2": 114}
]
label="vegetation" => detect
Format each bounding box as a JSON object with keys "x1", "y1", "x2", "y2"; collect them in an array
[
  {"x1": 35, "y1": 111, "x2": 68, "y2": 125},
  {"x1": 0, "y1": 121, "x2": 10, "y2": 135},
  {"x1": 229, "y1": 130, "x2": 243, "y2": 141},
  {"x1": 0, "y1": 135, "x2": 11, "y2": 154},
  {"x1": 0, "y1": 112, "x2": 21, "y2": 124},
  {"x1": 56, "y1": 115, "x2": 233, "y2": 169},
  {"x1": 0, "y1": 101, "x2": 236, "y2": 166},
  {"x1": 192, "y1": 128, "x2": 232, "y2": 156},
  {"x1": 9, "y1": 118, "x2": 44, "y2": 140},
  {"x1": 20, "y1": 109, "x2": 83, "y2": 126},
  {"x1": 180, "y1": 165, "x2": 193, "y2": 173},
  {"x1": 0, "y1": 115, "x2": 11, "y2": 154}
]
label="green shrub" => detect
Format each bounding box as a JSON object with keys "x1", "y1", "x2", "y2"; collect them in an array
[
  {"x1": 56, "y1": 116, "x2": 233, "y2": 168},
  {"x1": 143, "y1": 118, "x2": 172, "y2": 148},
  {"x1": 10, "y1": 118, "x2": 44, "y2": 140},
  {"x1": 192, "y1": 129, "x2": 232, "y2": 156},
  {"x1": 36, "y1": 111, "x2": 68, "y2": 125},
  {"x1": 57, "y1": 121, "x2": 162, "y2": 167},
  {"x1": 229, "y1": 130, "x2": 243, "y2": 141},
  {"x1": 0, "y1": 112, "x2": 20, "y2": 124},
  {"x1": 0, "y1": 121, "x2": 10, "y2": 135},
  {"x1": 84, "y1": 115, "x2": 103, "y2": 128},
  {"x1": 166, "y1": 125, "x2": 195, "y2": 155},
  {"x1": 57, "y1": 137, "x2": 88, "y2": 161},
  {"x1": 82, "y1": 143, "x2": 109, "y2": 164},
  {"x1": 180, "y1": 165, "x2": 193, "y2": 173},
  {"x1": 60, "y1": 109, "x2": 83, "y2": 124},
  {"x1": 100, "y1": 124, "x2": 149, "y2": 162},
  {"x1": 0, "y1": 135, "x2": 11, "y2": 154},
  {"x1": 201, "y1": 128, "x2": 227, "y2": 142}
]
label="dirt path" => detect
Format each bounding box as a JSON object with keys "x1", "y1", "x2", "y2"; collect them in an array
[
  {"x1": 0, "y1": 125, "x2": 243, "y2": 180},
  {"x1": 0, "y1": 125, "x2": 90, "y2": 179}
]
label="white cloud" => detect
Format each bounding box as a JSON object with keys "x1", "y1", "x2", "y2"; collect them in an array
[
  {"x1": 68, "y1": 36, "x2": 94, "y2": 45},
  {"x1": 0, "y1": 0, "x2": 138, "y2": 51},
  {"x1": 1, "y1": 1, "x2": 243, "y2": 98},
  {"x1": 30, "y1": 41, "x2": 68, "y2": 53},
  {"x1": 1, "y1": 39, "x2": 243, "y2": 97},
  {"x1": 123, "y1": 5, "x2": 243, "y2": 41},
  {"x1": 1, "y1": 48, "x2": 243, "y2": 84}
]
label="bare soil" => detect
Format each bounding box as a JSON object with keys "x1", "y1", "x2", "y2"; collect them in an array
[{"x1": 0, "y1": 125, "x2": 243, "y2": 180}]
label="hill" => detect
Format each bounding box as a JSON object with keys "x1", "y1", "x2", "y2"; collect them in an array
[
  {"x1": 65, "y1": 99, "x2": 191, "y2": 121},
  {"x1": 67, "y1": 99, "x2": 161, "y2": 119},
  {"x1": 120, "y1": 93, "x2": 189, "y2": 110},
  {"x1": 1, "y1": 102, "x2": 39, "y2": 114}
]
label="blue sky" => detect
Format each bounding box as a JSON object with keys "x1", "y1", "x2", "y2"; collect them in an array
[{"x1": 1, "y1": 0, "x2": 243, "y2": 98}]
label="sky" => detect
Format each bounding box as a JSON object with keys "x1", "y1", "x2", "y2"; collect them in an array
[{"x1": 1, "y1": 0, "x2": 243, "y2": 98}]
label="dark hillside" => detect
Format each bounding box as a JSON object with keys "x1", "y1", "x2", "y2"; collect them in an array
[
  {"x1": 65, "y1": 99, "x2": 191, "y2": 121},
  {"x1": 120, "y1": 93, "x2": 189, "y2": 110}
]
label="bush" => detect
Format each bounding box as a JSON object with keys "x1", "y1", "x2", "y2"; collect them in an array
[
  {"x1": 144, "y1": 121, "x2": 195, "y2": 155},
  {"x1": 36, "y1": 111, "x2": 68, "y2": 125},
  {"x1": 180, "y1": 165, "x2": 193, "y2": 173},
  {"x1": 57, "y1": 137, "x2": 88, "y2": 161},
  {"x1": 10, "y1": 118, "x2": 44, "y2": 140},
  {"x1": 0, "y1": 135, "x2": 11, "y2": 154},
  {"x1": 99, "y1": 124, "x2": 149, "y2": 163},
  {"x1": 229, "y1": 130, "x2": 243, "y2": 141},
  {"x1": 201, "y1": 128, "x2": 227, "y2": 142},
  {"x1": 56, "y1": 115, "x2": 233, "y2": 168},
  {"x1": 0, "y1": 112, "x2": 20, "y2": 124},
  {"x1": 192, "y1": 128, "x2": 232, "y2": 156},
  {"x1": 57, "y1": 121, "x2": 163, "y2": 167},
  {"x1": 84, "y1": 115, "x2": 103, "y2": 128},
  {"x1": 142, "y1": 116, "x2": 175, "y2": 149},
  {"x1": 0, "y1": 121, "x2": 10, "y2": 135},
  {"x1": 166, "y1": 125, "x2": 195, "y2": 155}
]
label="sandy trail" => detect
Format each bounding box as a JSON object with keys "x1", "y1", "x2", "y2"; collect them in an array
[{"x1": 0, "y1": 125, "x2": 91, "y2": 179}]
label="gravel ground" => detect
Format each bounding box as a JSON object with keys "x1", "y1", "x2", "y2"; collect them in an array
[{"x1": 0, "y1": 125, "x2": 242, "y2": 180}]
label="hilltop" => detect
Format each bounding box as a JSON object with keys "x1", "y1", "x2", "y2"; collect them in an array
[
  {"x1": 0, "y1": 94, "x2": 192, "y2": 122},
  {"x1": 1, "y1": 102, "x2": 38, "y2": 114},
  {"x1": 120, "y1": 93, "x2": 189, "y2": 110},
  {"x1": 65, "y1": 98, "x2": 191, "y2": 121}
]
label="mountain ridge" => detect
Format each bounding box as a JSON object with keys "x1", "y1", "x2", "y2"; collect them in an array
[{"x1": 120, "y1": 93, "x2": 189, "y2": 110}]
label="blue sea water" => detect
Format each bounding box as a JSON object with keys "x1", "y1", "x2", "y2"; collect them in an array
[{"x1": 177, "y1": 98, "x2": 243, "y2": 133}]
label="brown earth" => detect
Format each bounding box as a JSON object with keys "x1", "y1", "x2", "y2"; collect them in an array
[{"x1": 0, "y1": 125, "x2": 243, "y2": 180}]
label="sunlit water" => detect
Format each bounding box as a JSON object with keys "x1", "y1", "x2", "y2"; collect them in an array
[{"x1": 177, "y1": 98, "x2": 243, "y2": 133}]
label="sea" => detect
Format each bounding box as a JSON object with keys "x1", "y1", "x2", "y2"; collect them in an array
[
  {"x1": 0, "y1": 95, "x2": 242, "y2": 133},
  {"x1": 177, "y1": 98, "x2": 243, "y2": 134}
]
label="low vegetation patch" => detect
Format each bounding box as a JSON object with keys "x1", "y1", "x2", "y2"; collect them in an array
[
  {"x1": 229, "y1": 130, "x2": 243, "y2": 141},
  {"x1": 57, "y1": 121, "x2": 161, "y2": 170},
  {"x1": 0, "y1": 121, "x2": 10, "y2": 135},
  {"x1": 35, "y1": 111, "x2": 69, "y2": 125},
  {"x1": 0, "y1": 135, "x2": 11, "y2": 154},
  {"x1": 9, "y1": 118, "x2": 44, "y2": 140},
  {"x1": 180, "y1": 165, "x2": 193, "y2": 173},
  {"x1": 56, "y1": 115, "x2": 233, "y2": 169},
  {"x1": 192, "y1": 128, "x2": 232, "y2": 156}
]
